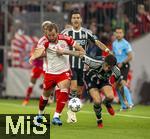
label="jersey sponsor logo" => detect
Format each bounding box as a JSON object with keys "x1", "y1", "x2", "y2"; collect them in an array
[{"x1": 76, "y1": 40, "x2": 86, "y2": 45}]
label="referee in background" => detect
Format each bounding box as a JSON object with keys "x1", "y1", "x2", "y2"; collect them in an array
[{"x1": 112, "y1": 27, "x2": 134, "y2": 110}]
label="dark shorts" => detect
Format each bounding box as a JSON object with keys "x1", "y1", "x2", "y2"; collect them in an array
[
  {"x1": 84, "y1": 70, "x2": 111, "y2": 92},
  {"x1": 120, "y1": 63, "x2": 130, "y2": 81},
  {"x1": 71, "y1": 68, "x2": 84, "y2": 86}
]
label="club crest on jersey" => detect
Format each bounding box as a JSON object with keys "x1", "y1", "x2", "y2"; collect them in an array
[
  {"x1": 48, "y1": 43, "x2": 55, "y2": 49},
  {"x1": 59, "y1": 43, "x2": 65, "y2": 49}
]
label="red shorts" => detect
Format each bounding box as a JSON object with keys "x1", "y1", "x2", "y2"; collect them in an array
[
  {"x1": 43, "y1": 70, "x2": 71, "y2": 91},
  {"x1": 31, "y1": 67, "x2": 44, "y2": 79}
]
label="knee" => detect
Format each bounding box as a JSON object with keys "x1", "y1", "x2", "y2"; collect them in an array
[
  {"x1": 43, "y1": 90, "x2": 51, "y2": 97},
  {"x1": 63, "y1": 83, "x2": 70, "y2": 89},
  {"x1": 108, "y1": 95, "x2": 114, "y2": 101},
  {"x1": 93, "y1": 97, "x2": 102, "y2": 104},
  {"x1": 70, "y1": 83, "x2": 77, "y2": 91},
  {"x1": 106, "y1": 93, "x2": 114, "y2": 101},
  {"x1": 77, "y1": 88, "x2": 83, "y2": 96}
]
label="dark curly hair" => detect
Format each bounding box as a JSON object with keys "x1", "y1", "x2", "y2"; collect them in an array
[
  {"x1": 69, "y1": 8, "x2": 81, "y2": 23},
  {"x1": 104, "y1": 54, "x2": 117, "y2": 68}
]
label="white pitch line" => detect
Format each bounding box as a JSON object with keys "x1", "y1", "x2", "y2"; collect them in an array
[
  {"x1": 81, "y1": 111, "x2": 150, "y2": 119},
  {"x1": 0, "y1": 102, "x2": 54, "y2": 110},
  {"x1": 0, "y1": 102, "x2": 150, "y2": 119},
  {"x1": 115, "y1": 113, "x2": 150, "y2": 119}
]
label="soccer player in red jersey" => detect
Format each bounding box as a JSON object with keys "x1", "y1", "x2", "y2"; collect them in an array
[{"x1": 29, "y1": 23, "x2": 85, "y2": 125}]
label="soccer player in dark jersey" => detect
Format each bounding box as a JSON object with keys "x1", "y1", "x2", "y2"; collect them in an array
[
  {"x1": 83, "y1": 54, "x2": 121, "y2": 128},
  {"x1": 61, "y1": 9, "x2": 111, "y2": 123}
]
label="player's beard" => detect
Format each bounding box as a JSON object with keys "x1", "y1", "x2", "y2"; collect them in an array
[
  {"x1": 117, "y1": 36, "x2": 123, "y2": 41},
  {"x1": 73, "y1": 22, "x2": 81, "y2": 30},
  {"x1": 49, "y1": 38, "x2": 57, "y2": 43}
]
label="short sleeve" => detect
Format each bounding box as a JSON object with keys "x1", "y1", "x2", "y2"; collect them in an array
[
  {"x1": 37, "y1": 37, "x2": 48, "y2": 49},
  {"x1": 87, "y1": 29, "x2": 98, "y2": 43},
  {"x1": 62, "y1": 35, "x2": 76, "y2": 47},
  {"x1": 126, "y1": 42, "x2": 132, "y2": 53}
]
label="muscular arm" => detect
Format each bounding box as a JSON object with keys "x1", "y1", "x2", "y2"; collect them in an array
[
  {"x1": 118, "y1": 51, "x2": 133, "y2": 68},
  {"x1": 29, "y1": 47, "x2": 45, "y2": 64},
  {"x1": 56, "y1": 42, "x2": 85, "y2": 57},
  {"x1": 73, "y1": 43, "x2": 85, "y2": 52},
  {"x1": 95, "y1": 40, "x2": 113, "y2": 55},
  {"x1": 63, "y1": 50, "x2": 84, "y2": 57},
  {"x1": 123, "y1": 51, "x2": 133, "y2": 64}
]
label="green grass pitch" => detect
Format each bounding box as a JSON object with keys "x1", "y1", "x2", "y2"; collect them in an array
[{"x1": 0, "y1": 99, "x2": 150, "y2": 139}]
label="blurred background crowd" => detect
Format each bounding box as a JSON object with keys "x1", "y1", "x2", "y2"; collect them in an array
[{"x1": 0, "y1": 0, "x2": 149, "y2": 45}]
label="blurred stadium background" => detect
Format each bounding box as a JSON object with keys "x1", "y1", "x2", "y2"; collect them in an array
[{"x1": 0, "y1": 0, "x2": 150, "y2": 104}]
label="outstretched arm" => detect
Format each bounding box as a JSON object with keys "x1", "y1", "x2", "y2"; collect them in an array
[
  {"x1": 95, "y1": 40, "x2": 113, "y2": 55},
  {"x1": 56, "y1": 49, "x2": 85, "y2": 58},
  {"x1": 82, "y1": 55, "x2": 103, "y2": 69},
  {"x1": 73, "y1": 42, "x2": 85, "y2": 53},
  {"x1": 56, "y1": 42, "x2": 85, "y2": 58}
]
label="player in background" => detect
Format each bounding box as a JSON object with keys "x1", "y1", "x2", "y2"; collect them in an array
[
  {"x1": 61, "y1": 9, "x2": 112, "y2": 123},
  {"x1": 83, "y1": 54, "x2": 120, "y2": 128},
  {"x1": 22, "y1": 21, "x2": 52, "y2": 106},
  {"x1": 112, "y1": 27, "x2": 134, "y2": 110},
  {"x1": 29, "y1": 23, "x2": 85, "y2": 126}
]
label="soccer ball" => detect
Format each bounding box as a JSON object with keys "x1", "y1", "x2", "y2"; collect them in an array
[{"x1": 68, "y1": 98, "x2": 82, "y2": 112}]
